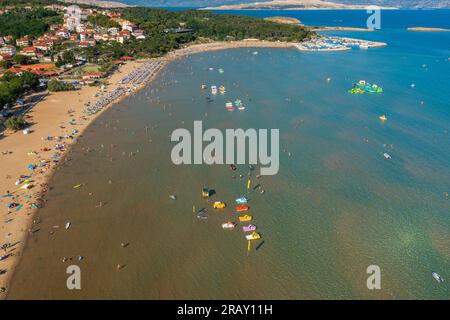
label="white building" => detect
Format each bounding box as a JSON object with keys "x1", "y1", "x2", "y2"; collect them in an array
[
  {"x1": 0, "y1": 45, "x2": 16, "y2": 55},
  {"x1": 108, "y1": 27, "x2": 119, "y2": 35},
  {"x1": 65, "y1": 5, "x2": 82, "y2": 32}
]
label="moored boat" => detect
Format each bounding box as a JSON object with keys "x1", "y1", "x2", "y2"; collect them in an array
[
  {"x1": 213, "y1": 201, "x2": 226, "y2": 209},
  {"x1": 211, "y1": 86, "x2": 217, "y2": 95},
  {"x1": 432, "y1": 272, "x2": 444, "y2": 283},
  {"x1": 243, "y1": 224, "x2": 257, "y2": 232},
  {"x1": 236, "y1": 204, "x2": 249, "y2": 212},
  {"x1": 239, "y1": 214, "x2": 252, "y2": 222},
  {"x1": 379, "y1": 115, "x2": 387, "y2": 122},
  {"x1": 245, "y1": 232, "x2": 260, "y2": 240},
  {"x1": 235, "y1": 196, "x2": 248, "y2": 204},
  {"x1": 222, "y1": 221, "x2": 236, "y2": 229},
  {"x1": 202, "y1": 187, "x2": 211, "y2": 198}
]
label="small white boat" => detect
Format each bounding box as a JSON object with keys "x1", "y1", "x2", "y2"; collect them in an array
[
  {"x1": 211, "y1": 86, "x2": 217, "y2": 95},
  {"x1": 432, "y1": 272, "x2": 444, "y2": 283},
  {"x1": 65, "y1": 222, "x2": 71, "y2": 230},
  {"x1": 238, "y1": 106, "x2": 245, "y2": 111},
  {"x1": 383, "y1": 153, "x2": 392, "y2": 160},
  {"x1": 222, "y1": 221, "x2": 236, "y2": 230}
]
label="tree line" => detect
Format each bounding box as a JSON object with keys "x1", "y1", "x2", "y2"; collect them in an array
[
  {"x1": 0, "y1": 72, "x2": 40, "y2": 109},
  {"x1": 0, "y1": 7, "x2": 62, "y2": 40}
]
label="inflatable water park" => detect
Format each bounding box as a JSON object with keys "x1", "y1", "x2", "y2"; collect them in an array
[{"x1": 349, "y1": 80, "x2": 383, "y2": 95}]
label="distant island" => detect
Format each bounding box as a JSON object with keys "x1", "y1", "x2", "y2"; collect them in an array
[
  {"x1": 263, "y1": 17, "x2": 373, "y2": 31},
  {"x1": 407, "y1": 27, "x2": 450, "y2": 32},
  {"x1": 62, "y1": 0, "x2": 130, "y2": 7},
  {"x1": 264, "y1": 16, "x2": 303, "y2": 24},
  {"x1": 201, "y1": 0, "x2": 398, "y2": 10}
]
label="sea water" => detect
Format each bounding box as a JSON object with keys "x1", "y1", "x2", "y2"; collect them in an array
[{"x1": 8, "y1": 10, "x2": 450, "y2": 299}]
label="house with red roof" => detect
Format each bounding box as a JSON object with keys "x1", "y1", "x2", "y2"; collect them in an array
[
  {"x1": 20, "y1": 46, "x2": 38, "y2": 57},
  {"x1": 123, "y1": 22, "x2": 137, "y2": 32},
  {"x1": 7, "y1": 67, "x2": 23, "y2": 74},
  {"x1": 16, "y1": 37, "x2": 30, "y2": 47},
  {"x1": 117, "y1": 30, "x2": 131, "y2": 43},
  {"x1": 82, "y1": 71, "x2": 105, "y2": 80},
  {"x1": 0, "y1": 53, "x2": 13, "y2": 61},
  {"x1": 79, "y1": 41, "x2": 89, "y2": 48}
]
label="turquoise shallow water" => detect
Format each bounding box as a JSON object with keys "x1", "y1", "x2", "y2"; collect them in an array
[{"x1": 7, "y1": 12, "x2": 450, "y2": 299}]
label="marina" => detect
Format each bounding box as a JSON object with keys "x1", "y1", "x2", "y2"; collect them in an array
[{"x1": 295, "y1": 36, "x2": 387, "y2": 52}]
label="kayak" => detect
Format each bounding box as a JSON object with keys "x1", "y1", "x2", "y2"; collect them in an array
[
  {"x1": 239, "y1": 215, "x2": 252, "y2": 222},
  {"x1": 243, "y1": 224, "x2": 257, "y2": 232},
  {"x1": 236, "y1": 205, "x2": 249, "y2": 212}
]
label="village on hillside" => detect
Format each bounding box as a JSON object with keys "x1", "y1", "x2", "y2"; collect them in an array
[{"x1": 0, "y1": 4, "x2": 145, "y2": 86}]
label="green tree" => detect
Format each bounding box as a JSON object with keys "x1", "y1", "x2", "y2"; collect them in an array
[
  {"x1": 47, "y1": 80, "x2": 75, "y2": 92},
  {"x1": 5, "y1": 116, "x2": 28, "y2": 131},
  {"x1": 0, "y1": 60, "x2": 13, "y2": 69},
  {"x1": 0, "y1": 7, "x2": 62, "y2": 39},
  {"x1": 13, "y1": 54, "x2": 30, "y2": 65},
  {"x1": 20, "y1": 71, "x2": 40, "y2": 91}
]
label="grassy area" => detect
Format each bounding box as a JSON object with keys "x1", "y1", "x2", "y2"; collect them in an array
[{"x1": 82, "y1": 65, "x2": 101, "y2": 72}]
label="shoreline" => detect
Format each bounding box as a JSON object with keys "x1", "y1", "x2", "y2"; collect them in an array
[{"x1": 0, "y1": 38, "x2": 382, "y2": 298}]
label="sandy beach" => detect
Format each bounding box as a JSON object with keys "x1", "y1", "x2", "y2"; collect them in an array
[{"x1": 0, "y1": 37, "x2": 387, "y2": 298}]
